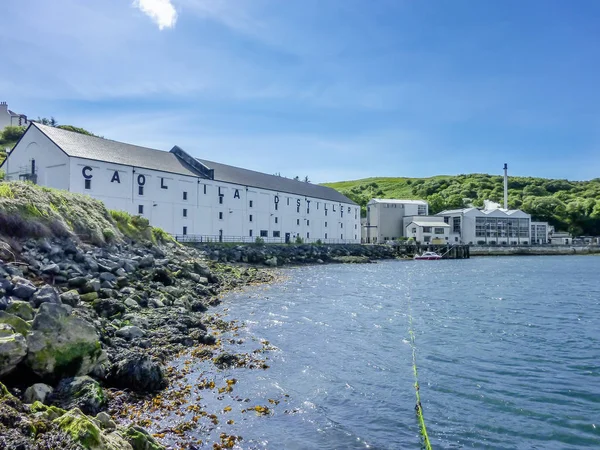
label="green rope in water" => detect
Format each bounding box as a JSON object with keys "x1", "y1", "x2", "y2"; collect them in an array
[{"x1": 408, "y1": 301, "x2": 432, "y2": 450}]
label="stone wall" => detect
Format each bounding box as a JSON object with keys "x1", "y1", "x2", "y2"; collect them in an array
[
  {"x1": 186, "y1": 243, "x2": 396, "y2": 266},
  {"x1": 470, "y1": 245, "x2": 600, "y2": 256}
]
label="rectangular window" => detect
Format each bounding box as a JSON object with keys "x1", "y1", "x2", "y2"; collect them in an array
[
  {"x1": 306, "y1": 232, "x2": 310, "y2": 239},
  {"x1": 138, "y1": 185, "x2": 144, "y2": 196},
  {"x1": 354, "y1": 224, "x2": 357, "y2": 230},
  {"x1": 287, "y1": 198, "x2": 290, "y2": 206},
  {"x1": 453, "y1": 217, "x2": 461, "y2": 233},
  {"x1": 85, "y1": 179, "x2": 91, "y2": 190},
  {"x1": 219, "y1": 212, "x2": 223, "y2": 220},
  {"x1": 325, "y1": 209, "x2": 328, "y2": 216},
  {"x1": 325, "y1": 233, "x2": 328, "y2": 239},
  {"x1": 219, "y1": 196, "x2": 224, "y2": 204},
  {"x1": 325, "y1": 221, "x2": 328, "y2": 227},
  {"x1": 138, "y1": 205, "x2": 144, "y2": 214},
  {"x1": 249, "y1": 229, "x2": 253, "y2": 237},
  {"x1": 423, "y1": 227, "x2": 432, "y2": 233},
  {"x1": 444, "y1": 216, "x2": 449, "y2": 224},
  {"x1": 424, "y1": 236, "x2": 431, "y2": 242},
  {"x1": 341, "y1": 210, "x2": 344, "y2": 218},
  {"x1": 275, "y1": 217, "x2": 278, "y2": 224},
  {"x1": 307, "y1": 208, "x2": 310, "y2": 214},
  {"x1": 307, "y1": 219, "x2": 310, "y2": 226},
  {"x1": 273, "y1": 231, "x2": 280, "y2": 238},
  {"x1": 183, "y1": 209, "x2": 187, "y2": 217},
  {"x1": 340, "y1": 223, "x2": 343, "y2": 228},
  {"x1": 297, "y1": 219, "x2": 300, "y2": 225},
  {"x1": 260, "y1": 230, "x2": 268, "y2": 237},
  {"x1": 275, "y1": 203, "x2": 279, "y2": 211},
  {"x1": 249, "y1": 214, "x2": 253, "y2": 222},
  {"x1": 249, "y1": 200, "x2": 253, "y2": 208},
  {"x1": 341, "y1": 234, "x2": 343, "y2": 239},
  {"x1": 434, "y1": 227, "x2": 445, "y2": 234},
  {"x1": 183, "y1": 191, "x2": 188, "y2": 200},
  {"x1": 418, "y1": 205, "x2": 427, "y2": 215},
  {"x1": 203, "y1": 185, "x2": 207, "y2": 195},
  {"x1": 183, "y1": 226, "x2": 187, "y2": 235},
  {"x1": 412, "y1": 227, "x2": 417, "y2": 233}
]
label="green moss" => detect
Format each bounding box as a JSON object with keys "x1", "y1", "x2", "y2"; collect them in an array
[
  {"x1": 0, "y1": 183, "x2": 13, "y2": 198},
  {"x1": 31, "y1": 340, "x2": 102, "y2": 380},
  {"x1": 0, "y1": 311, "x2": 31, "y2": 336},
  {"x1": 54, "y1": 408, "x2": 102, "y2": 449},
  {"x1": 31, "y1": 401, "x2": 67, "y2": 420},
  {"x1": 0, "y1": 381, "x2": 14, "y2": 399},
  {"x1": 80, "y1": 292, "x2": 99, "y2": 302},
  {"x1": 123, "y1": 426, "x2": 165, "y2": 450}
]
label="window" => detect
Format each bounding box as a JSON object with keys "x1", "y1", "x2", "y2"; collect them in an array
[
  {"x1": 412, "y1": 227, "x2": 416, "y2": 233},
  {"x1": 418, "y1": 205, "x2": 427, "y2": 215},
  {"x1": 306, "y1": 232, "x2": 310, "y2": 239},
  {"x1": 219, "y1": 196, "x2": 224, "y2": 204},
  {"x1": 453, "y1": 217, "x2": 461, "y2": 233},
  {"x1": 307, "y1": 220, "x2": 310, "y2": 226},
  {"x1": 219, "y1": 212, "x2": 223, "y2": 220},
  {"x1": 325, "y1": 221, "x2": 328, "y2": 227},
  {"x1": 138, "y1": 205, "x2": 144, "y2": 214},
  {"x1": 249, "y1": 229, "x2": 253, "y2": 237},
  {"x1": 287, "y1": 198, "x2": 290, "y2": 206},
  {"x1": 138, "y1": 186, "x2": 144, "y2": 195},
  {"x1": 183, "y1": 191, "x2": 188, "y2": 200},
  {"x1": 341, "y1": 234, "x2": 343, "y2": 239},
  {"x1": 355, "y1": 224, "x2": 357, "y2": 229},
  {"x1": 340, "y1": 223, "x2": 343, "y2": 228},
  {"x1": 424, "y1": 236, "x2": 431, "y2": 242},
  {"x1": 85, "y1": 179, "x2": 91, "y2": 190},
  {"x1": 275, "y1": 217, "x2": 278, "y2": 224},
  {"x1": 325, "y1": 209, "x2": 328, "y2": 216},
  {"x1": 434, "y1": 227, "x2": 445, "y2": 234},
  {"x1": 203, "y1": 185, "x2": 207, "y2": 194},
  {"x1": 325, "y1": 233, "x2": 328, "y2": 239},
  {"x1": 249, "y1": 200, "x2": 253, "y2": 207},
  {"x1": 183, "y1": 226, "x2": 187, "y2": 235},
  {"x1": 423, "y1": 227, "x2": 432, "y2": 233},
  {"x1": 297, "y1": 219, "x2": 300, "y2": 225},
  {"x1": 341, "y1": 210, "x2": 344, "y2": 218},
  {"x1": 273, "y1": 231, "x2": 280, "y2": 238},
  {"x1": 249, "y1": 214, "x2": 253, "y2": 222},
  {"x1": 444, "y1": 216, "x2": 449, "y2": 224},
  {"x1": 260, "y1": 230, "x2": 268, "y2": 237},
  {"x1": 183, "y1": 209, "x2": 187, "y2": 217}
]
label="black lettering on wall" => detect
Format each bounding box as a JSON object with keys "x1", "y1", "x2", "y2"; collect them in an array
[
  {"x1": 82, "y1": 166, "x2": 93, "y2": 179},
  {"x1": 111, "y1": 171, "x2": 121, "y2": 183},
  {"x1": 137, "y1": 174, "x2": 146, "y2": 185},
  {"x1": 218, "y1": 187, "x2": 223, "y2": 196},
  {"x1": 161, "y1": 178, "x2": 168, "y2": 189},
  {"x1": 274, "y1": 195, "x2": 279, "y2": 204},
  {"x1": 234, "y1": 189, "x2": 240, "y2": 199},
  {"x1": 296, "y1": 199, "x2": 301, "y2": 207}
]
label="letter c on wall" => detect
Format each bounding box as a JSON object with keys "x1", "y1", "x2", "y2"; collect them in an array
[{"x1": 82, "y1": 166, "x2": 93, "y2": 179}]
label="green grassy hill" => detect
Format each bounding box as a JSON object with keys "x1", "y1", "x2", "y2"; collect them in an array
[{"x1": 323, "y1": 174, "x2": 600, "y2": 236}]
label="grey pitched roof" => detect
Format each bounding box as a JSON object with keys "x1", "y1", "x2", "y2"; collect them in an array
[
  {"x1": 30, "y1": 123, "x2": 356, "y2": 205},
  {"x1": 197, "y1": 158, "x2": 357, "y2": 205},
  {"x1": 33, "y1": 123, "x2": 199, "y2": 177}
]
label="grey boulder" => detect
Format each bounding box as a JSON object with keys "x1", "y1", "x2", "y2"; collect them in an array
[{"x1": 24, "y1": 383, "x2": 54, "y2": 404}]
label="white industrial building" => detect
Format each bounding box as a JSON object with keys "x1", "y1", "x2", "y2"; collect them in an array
[
  {"x1": 363, "y1": 199, "x2": 428, "y2": 243},
  {"x1": 404, "y1": 216, "x2": 450, "y2": 244},
  {"x1": 1, "y1": 123, "x2": 361, "y2": 243},
  {"x1": 436, "y1": 205, "x2": 532, "y2": 245}
]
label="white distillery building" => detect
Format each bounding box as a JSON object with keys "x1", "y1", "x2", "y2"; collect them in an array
[
  {"x1": 1, "y1": 123, "x2": 361, "y2": 243},
  {"x1": 363, "y1": 199, "x2": 428, "y2": 243},
  {"x1": 436, "y1": 206, "x2": 532, "y2": 245},
  {"x1": 404, "y1": 216, "x2": 450, "y2": 244}
]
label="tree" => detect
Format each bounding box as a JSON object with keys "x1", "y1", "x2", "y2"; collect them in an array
[
  {"x1": 0, "y1": 125, "x2": 26, "y2": 143},
  {"x1": 426, "y1": 193, "x2": 445, "y2": 214}
]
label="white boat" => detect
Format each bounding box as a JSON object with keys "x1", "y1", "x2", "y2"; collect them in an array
[{"x1": 414, "y1": 251, "x2": 442, "y2": 260}]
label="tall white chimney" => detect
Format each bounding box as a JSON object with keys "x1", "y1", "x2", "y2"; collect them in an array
[{"x1": 503, "y1": 163, "x2": 508, "y2": 209}]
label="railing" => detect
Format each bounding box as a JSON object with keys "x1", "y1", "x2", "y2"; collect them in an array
[{"x1": 172, "y1": 234, "x2": 359, "y2": 245}]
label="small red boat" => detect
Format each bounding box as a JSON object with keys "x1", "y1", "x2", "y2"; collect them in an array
[{"x1": 414, "y1": 251, "x2": 442, "y2": 260}]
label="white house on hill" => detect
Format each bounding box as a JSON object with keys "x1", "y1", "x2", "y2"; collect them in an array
[
  {"x1": 0, "y1": 123, "x2": 360, "y2": 243},
  {"x1": 0, "y1": 102, "x2": 29, "y2": 129}
]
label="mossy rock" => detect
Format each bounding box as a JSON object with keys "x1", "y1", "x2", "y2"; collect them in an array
[
  {"x1": 80, "y1": 292, "x2": 99, "y2": 303},
  {"x1": 0, "y1": 381, "x2": 14, "y2": 399},
  {"x1": 31, "y1": 400, "x2": 67, "y2": 420},
  {"x1": 123, "y1": 425, "x2": 165, "y2": 450},
  {"x1": 6, "y1": 301, "x2": 34, "y2": 321},
  {"x1": 54, "y1": 408, "x2": 132, "y2": 449},
  {"x1": 0, "y1": 311, "x2": 31, "y2": 336}
]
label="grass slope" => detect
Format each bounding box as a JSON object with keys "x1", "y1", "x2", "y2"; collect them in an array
[{"x1": 323, "y1": 174, "x2": 600, "y2": 235}]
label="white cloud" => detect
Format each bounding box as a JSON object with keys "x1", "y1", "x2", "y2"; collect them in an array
[{"x1": 134, "y1": 0, "x2": 178, "y2": 30}]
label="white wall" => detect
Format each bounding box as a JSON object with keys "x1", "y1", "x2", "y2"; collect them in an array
[
  {"x1": 3, "y1": 125, "x2": 70, "y2": 190},
  {"x1": 405, "y1": 222, "x2": 449, "y2": 243}
]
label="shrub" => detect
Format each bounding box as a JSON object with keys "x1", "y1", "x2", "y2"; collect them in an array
[
  {"x1": 103, "y1": 228, "x2": 116, "y2": 242},
  {"x1": 152, "y1": 227, "x2": 172, "y2": 243},
  {"x1": 254, "y1": 236, "x2": 265, "y2": 245},
  {"x1": 315, "y1": 239, "x2": 323, "y2": 245},
  {"x1": 0, "y1": 125, "x2": 25, "y2": 143},
  {"x1": 295, "y1": 236, "x2": 304, "y2": 244}
]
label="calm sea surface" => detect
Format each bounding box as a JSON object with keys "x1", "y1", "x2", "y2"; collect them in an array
[{"x1": 164, "y1": 256, "x2": 600, "y2": 449}]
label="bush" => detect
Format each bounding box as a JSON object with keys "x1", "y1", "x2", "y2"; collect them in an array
[
  {"x1": 315, "y1": 239, "x2": 323, "y2": 245},
  {"x1": 295, "y1": 236, "x2": 304, "y2": 244},
  {"x1": 0, "y1": 125, "x2": 25, "y2": 143},
  {"x1": 254, "y1": 236, "x2": 265, "y2": 245},
  {"x1": 103, "y1": 228, "x2": 116, "y2": 242}
]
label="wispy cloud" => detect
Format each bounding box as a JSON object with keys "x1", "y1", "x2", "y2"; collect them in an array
[{"x1": 133, "y1": 0, "x2": 178, "y2": 30}]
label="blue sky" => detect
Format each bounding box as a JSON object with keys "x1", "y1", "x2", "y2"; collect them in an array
[{"x1": 1, "y1": 0, "x2": 599, "y2": 182}]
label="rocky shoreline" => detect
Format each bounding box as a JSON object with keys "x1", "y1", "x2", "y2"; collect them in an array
[{"x1": 0, "y1": 234, "x2": 396, "y2": 449}]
